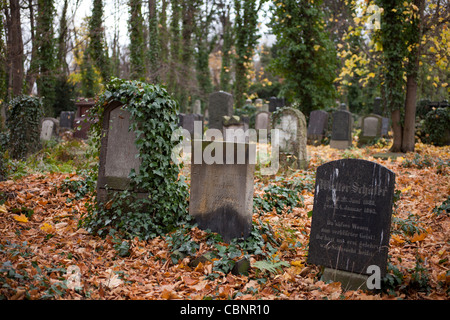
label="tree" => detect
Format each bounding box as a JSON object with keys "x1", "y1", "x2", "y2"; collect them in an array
[
  {"x1": 269, "y1": 0, "x2": 338, "y2": 115},
  {"x1": 128, "y1": 0, "x2": 146, "y2": 80},
  {"x1": 147, "y1": 0, "x2": 159, "y2": 82},
  {"x1": 4, "y1": 0, "x2": 24, "y2": 98},
  {"x1": 35, "y1": 0, "x2": 57, "y2": 116},
  {"x1": 88, "y1": 0, "x2": 110, "y2": 82},
  {"x1": 218, "y1": 0, "x2": 233, "y2": 92},
  {"x1": 233, "y1": 0, "x2": 262, "y2": 108}
]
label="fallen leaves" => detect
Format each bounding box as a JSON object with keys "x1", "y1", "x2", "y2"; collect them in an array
[{"x1": 0, "y1": 144, "x2": 449, "y2": 300}]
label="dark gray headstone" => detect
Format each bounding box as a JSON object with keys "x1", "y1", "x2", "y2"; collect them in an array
[
  {"x1": 208, "y1": 91, "x2": 233, "y2": 130},
  {"x1": 307, "y1": 110, "x2": 329, "y2": 142},
  {"x1": 189, "y1": 141, "x2": 256, "y2": 242},
  {"x1": 269, "y1": 97, "x2": 285, "y2": 112},
  {"x1": 97, "y1": 101, "x2": 141, "y2": 204},
  {"x1": 373, "y1": 97, "x2": 382, "y2": 115},
  {"x1": 308, "y1": 159, "x2": 395, "y2": 277},
  {"x1": 60, "y1": 111, "x2": 75, "y2": 129},
  {"x1": 330, "y1": 109, "x2": 353, "y2": 149},
  {"x1": 178, "y1": 113, "x2": 203, "y2": 138},
  {"x1": 381, "y1": 117, "x2": 390, "y2": 136}
]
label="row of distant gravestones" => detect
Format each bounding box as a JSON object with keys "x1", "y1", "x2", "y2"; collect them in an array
[{"x1": 92, "y1": 97, "x2": 396, "y2": 291}]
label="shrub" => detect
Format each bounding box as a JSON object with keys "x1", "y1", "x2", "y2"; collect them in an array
[{"x1": 422, "y1": 107, "x2": 450, "y2": 146}]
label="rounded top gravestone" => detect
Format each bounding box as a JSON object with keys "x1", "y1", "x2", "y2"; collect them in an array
[{"x1": 308, "y1": 159, "x2": 395, "y2": 276}]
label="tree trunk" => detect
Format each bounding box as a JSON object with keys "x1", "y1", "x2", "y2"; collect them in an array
[
  {"x1": 389, "y1": 109, "x2": 403, "y2": 152},
  {"x1": 6, "y1": 0, "x2": 24, "y2": 97},
  {"x1": 401, "y1": 75, "x2": 417, "y2": 152}
]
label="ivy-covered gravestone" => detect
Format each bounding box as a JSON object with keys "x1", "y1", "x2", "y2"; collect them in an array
[
  {"x1": 82, "y1": 78, "x2": 188, "y2": 240},
  {"x1": 7, "y1": 95, "x2": 43, "y2": 160}
]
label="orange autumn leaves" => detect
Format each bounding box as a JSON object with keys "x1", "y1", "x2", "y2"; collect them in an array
[{"x1": 0, "y1": 143, "x2": 449, "y2": 300}]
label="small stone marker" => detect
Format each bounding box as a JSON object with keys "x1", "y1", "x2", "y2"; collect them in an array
[
  {"x1": 189, "y1": 141, "x2": 256, "y2": 242},
  {"x1": 308, "y1": 159, "x2": 395, "y2": 290},
  {"x1": 97, "y1": 101, "x2": 141, "y2": 204},
  {"x1": 40, "y1": 119, "x2": 55, "y2": 141},
  {"x1": 272, "y1": 107, "x2": 308, "y2": 170},
  {"x1": 269, "y1": 97, "x2": 285, "y2": 112},
  {"x1": 255, "y1": 111, "x2": 270, "y2": 133},
  {"x1": 330, "y1": 103, "x2": 353, "y2": 149},
  {"x1": 307, "y1": 110, "x2": 329, "y2": 144},
  {"x1": 208, "y1": 91, "x2": 233, "y2": 130},
  {"x1": 193, "y1": 99, "x2": 202, "y2": 115},
  {"x1": 359, "y1": 114, "x2": 382, "y2": 144}
]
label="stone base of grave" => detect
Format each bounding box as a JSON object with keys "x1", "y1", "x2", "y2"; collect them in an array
[
  {"x1": 322, "y1": 268, "x2": 368, "y2": 291},
  {"x1": 330, "y1": 139, "x2": 351, "y2": 150}
]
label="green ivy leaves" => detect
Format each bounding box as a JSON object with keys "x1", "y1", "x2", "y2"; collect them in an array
[{"x1": 80, "y1": 78, "x2": 189, "y2": 240}]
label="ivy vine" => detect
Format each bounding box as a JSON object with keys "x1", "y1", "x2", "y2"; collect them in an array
[
  {"x1": 80, "y1": 78, "x2": 189, "y2": 240},
  {"x1": 6, "y1": 95, "x2": 43, "y2": 160}
]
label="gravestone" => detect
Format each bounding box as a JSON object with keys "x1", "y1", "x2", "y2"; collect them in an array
[
  {"x1": 373, "y1": 97, "x2": 382, "y2": 116},
  {"x1": 381, "y1": 117, "x2": 390, "y2": 136},
  {"x1": 330, "y1": 104, "x2": 353, "y2": 149},
  {"x1": 97, "y1": 101, "x2": 142, "y2": 204},
  {"x1": 189, "y1": 140, "x2": 256, "y2": 242},
  {"x1": 178, "y1": 113, "x2": 203, "y2": 139},
  {"x1": 307, "y1": 110, "x2": 329, "y2": 144},
  {"x1": 255, "y1": 98, "x2": 263, "y2": 109},
  {"x1": 255, "y1": 111, "x2": 271, "y2": 133},
  {"x1": 208, "y1": 91, "x2": 233, "y2": 130},
  {"x1": 245, "y1": 98, "x2": 252, "y2": 106},
  {"x1": 269, "y1": 97, "x2": 285, "y2": 112},
  {"x1": 193, "y1": 100, "x2": 202, "y2": 115},
  {"x1": 223, "y1": 116, "x2": 247, "y2": 143},
  {"x1": 272, "y1": 107, "x2": 308, "y2": 170},
  {"x1": 359, "y1": 114, "x2": 382, "y2": 145},
  {"x1": 60, "y1": 111, "x2": 75, "y2": 129},
  {"x1": 40, "y1": 118, "x2": 59, "y2": 141},
  {"x1": 73, "y1": 98, "x2": 96, "y2": 139},
  {"x1": 308, "y1": 159, "x2": 395, "y2": 290}
]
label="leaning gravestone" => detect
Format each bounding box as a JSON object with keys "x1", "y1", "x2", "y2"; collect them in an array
[
  {"x1": 189, "y1": 140, "x2": 256, "y2": 242},
  {"x1": 272, "y1": 107, "x2": 308, "y2": 170},
  {"x1": 308, "y1": 159, "x2": 395, "y2": 290},
  {"x1": 330, "y1": 103, "x2": 353, "y2": 150},
  {"x1": 307, "y1": 110, "x2": 329, "y2": 144},
  {"x1": 208, "y1": 91, "x2": 233, "y2": 130},
  {"x1": 96, "y1": 101, "x2": 141, "y2": 204}
]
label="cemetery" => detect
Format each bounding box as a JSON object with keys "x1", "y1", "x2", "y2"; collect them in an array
[{"x1": 0, "y1": 0, "x2": 448, "y2": 304}]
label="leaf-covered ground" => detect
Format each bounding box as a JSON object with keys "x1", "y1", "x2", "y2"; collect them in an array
[{"x1": 0, "y1": 143, "x2": 448, "y2": 300}]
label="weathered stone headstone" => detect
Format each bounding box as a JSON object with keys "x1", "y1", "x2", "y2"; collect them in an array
[
  {"x1": 189, "y1": 140, "x2": 256, "y2": 242},
  {"x1": 97, "y1": 101, "x2": 141, "y2": 204},
  {"x1": 208, "y1": 91, "x2": 233, "y2": 130},
  {"x1": 192, "y1": 100, "x2": 202, "y2": 115},
  {"x1": 40, "y1": 118, "x2": 58, "y2": 141},
  {"x1": 381, "y1": 117, "x2": 390, "y2": 136},
  {"x1": 359, "y1": 114, "x2": 382, "y2": 144},
  {"x1": 223, "y1": 116, "x2": 247, "y2": 143},
  {"x1": 255, "y1": 98, "x2": 263, "y2": 109},
  {"x1": 178, "y1": 113, "x2": 203, "y2": 138},
  {"x1": 307, "y1": 110, "x2": 329, "y2": 144},
  {"x1": 60, "y1": 111, "x2": 75, "y2": 129},
  {"x1": 255, "y1": 111, "x2": 270, "y2": 133},
  {"x1": 308, "y1": 159, "x2": 395, "y2": 290},
  {"x1": 272, "y1": 107, "x2": 308, "y2": 169},
  {"x1": 245, "y1": 98, "x2": 253, "y2": 106},
  {"x1": 330, "y1": 104, "x2": 353, "y2": 149},
  {"x1": 73, "y1": 98, "x2": 96, "y2": 139}
]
